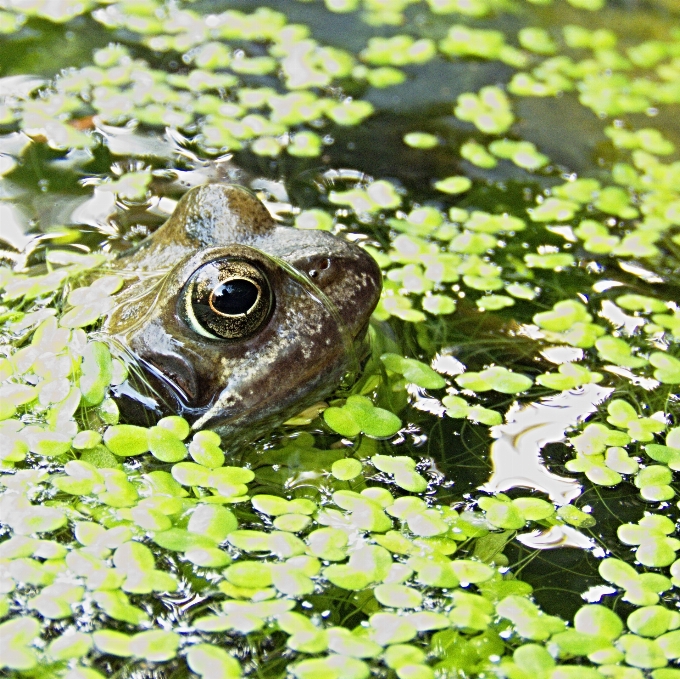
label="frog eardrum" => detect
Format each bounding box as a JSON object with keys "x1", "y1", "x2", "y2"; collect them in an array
[
  {"x1": 104, "y1": 183, "x2": 382, "y2": 450},
  {"x1": 180, "y1": 259, "x2": 273, "y2": 340}
]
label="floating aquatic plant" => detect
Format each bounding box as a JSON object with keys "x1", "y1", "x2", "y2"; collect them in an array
[{"x1": 3, "y1": 0, "x2": 680, "y2": 676}]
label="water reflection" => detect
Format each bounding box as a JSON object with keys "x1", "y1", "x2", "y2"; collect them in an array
[
  {"x1": 0, "y1": 202, "x2": 32, "y2": 251},
  {"x1": 517, "y1": 524, "x2": 595, "y2": 550},
  {"x1": 482, "y1": 383, "x2": 614, "y2": 505}
]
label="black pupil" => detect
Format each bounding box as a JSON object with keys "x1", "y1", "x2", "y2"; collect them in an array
[{"x1": 211, "y1": 279, "x2": 259, "y2": 315}]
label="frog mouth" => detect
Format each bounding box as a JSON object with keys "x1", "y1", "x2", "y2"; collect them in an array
[{"x1": 142, "y1": 353, "x2": 199, "y2": 405}]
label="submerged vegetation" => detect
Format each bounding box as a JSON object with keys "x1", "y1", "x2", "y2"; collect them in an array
[{"x1": 2, "y1": 0, "x2": 680, "y2": 677}]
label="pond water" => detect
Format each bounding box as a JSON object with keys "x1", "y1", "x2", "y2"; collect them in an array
[{"x1": 2, "y1": 0, "x2": 680, "y2": 677}]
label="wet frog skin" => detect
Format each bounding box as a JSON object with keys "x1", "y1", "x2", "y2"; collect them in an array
[{"x1": 104, "y1": 183, "x2": 382, "y2": 447}]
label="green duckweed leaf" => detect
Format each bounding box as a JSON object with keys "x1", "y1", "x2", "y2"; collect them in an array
[
  {"x1": 156, "y1": 415, "x2": 190, "y2": 440},
  {"x1": 288, "y1": 131, "x2": 323, "y2": 157},
  {"x1": 512, "y1": 643, "x2": 556, "y2": 673},
  {"x1": 374, "y1": 583, "x2": 423, "y2": 609},
  {"x1": 594, "y1": 186, "x2": 638, "y2": 219},
  {"x1": 606, "y1": 447, "x2": 639, "y2": 475},
  {"x1": 519, "y1": 27, "x2": 557, "y2": 54},
  {"x1": 103, "y1": 425, "x2": 149, "y2": 457},
  {"x1": 369, "y1": 612, "x2": 418, "y2": 645},
  {"x1": 607, "y1": 399, "x2": 639, "y2": 428},
  {"x1": 372, "y1": 455, "x2": 428, "y2": 492},
  {"x1": 46, "y1": 632, "x2": 93, "y2": 661},
  {"x1": 618, "y1": 634, "x2": 668, "y2": 669},
  {"x1": 361, "y1": 35, "x2": 436, "y2": 66},
  {"x1": 307, "y1": 528, "x2": 349, "y2": 561},
  {"x1": 534, "y1": 300, "x2": 591, "y2": 331},
  {"x1": 549, "y1": 629, "x2": 613, "y2": 657},
  {"x1": 525, "y1": 252, "x2": 574, "y2": 269},
  {"x1": 645, "y1": 443, "x2": 680, "y2": 470},
  {"x1": 251, "y1": 495, "x2": 316, "y2": 516},
  {"x1": 327, "y1": 100, "x2": 374, "y2": 126},
  {"x1": 529, "y1": 198, "x2": 579, "y2": 222},
  {"x1": 72, "y1": 430, "x2": 102, "y2": 450},
  {"x1": 327, "y1": 627, "x2": 382, "y2": 658},
  {"x1": 92, "y1": 630, "x2": 133, "y2": 657},
  {"x1": 273, "y1": 514, "x2": 312, "y2": 532},
  {"x1": 617, "y1": 295, "x2": 667, "y2": 313},
  {"x1": 650, "y1": 352, "x2": 680, "y2": 383},
  {"x1": 422, "y1": 294, "x2": 457, "y2": 315},
  {"x1": 404, "y1": 132, "x2": 439, "y2": 149},
  {"x1": 574, "y1": 604, "x2": 624, "y2": 639},
  {"x1": 189, "y1": 430, "x2": 225, "y2": 468},
  {"x1": 434, "y1": 176, "x2": 472, "y2": 194},
  {"x1": 284, "y1": 617, "x2": 328, "y2": 653},
  {"x1": 171, "y1": 462, "x2": 212, "y2": 487},
  {"x1": 570, "y1": 423, "x2": 630, "y2": 456},
  {"x1": 225, "y1": 562, "x2": 273, "y2": 589},
  {"x1": 127, "y1": 629, "x2": 180, "y2": 661},
  {"x1": 365, "y1": 66, "x2": 406, "y2": 88},
  {"x1": 442, "y1": 395, "x2": 502, "y2": 425},
  {"x1": 324, "y1": 395, "x2": 401, "y2": 438},
  {"x1": 381, "y1": 353, "x2": 446, "y2": 389},
  {"x1": 79, "y1": 341, "x2": 113, "y2": 407},
  {"x1": 618, "y1": 516, "x2": 680, "y2": 567},
  {"x1": 188, "y1": 504, "x2": 238, "y2": 543},
  {"x1": 476, "y1": 295, "x2": 514, "y2": 311},
  {"x1": 628, "y1": 606, "x2": 680, "y2": 638},
  {"x1": 553, "y1": 178, "x2": 601, "y2": 203},
  {"x1": 460, "y1": 140, "x2": 497, "y2": 168},
  {"x1": 478, "y1": 497, "x2": 525, "y2": 529},
  {"x1": 449, "y1": 559, "x2": 494, "y2": 583},
  {"x1": 152, "y1": 529, "x2": 218, "y2": 553},
  {"x1": 496, "y1": 595, "x2": 565, "y2": 640},
  {"x1": 557, "y1": 505, "x2": 596, "y2": 528},
  {"x1": 324, "y1": 544, "x2": 392, "y2": 590},
  {"x1": 376, "y1": 294, "x2": 427, "y2": 323},
  {"x1": 331, "y1": 458, "x2": 363, "y2": 480},
  {"x1": 440, "y1": 24, "x2": 508, "y2": 59},
  {"x1": 292, "y1": 655, "x2": 370, "y2": 679},
  {"x1": 227, "y1": 530, "x2": 306, "y2": 558},
  {"x1": 597, "y1": 337, "x2": 649, "y2": 368},
  {"x1": 0, "y1": 616, "x2": 40, "y2": 670},
  {"x1": 186, "y1": 644, "x2": 242, "y2": 679},
  {"x1": 489, "y1": 139, "x2": 549, "y2": 170},
  {"x1": 536, "y1": 363, "x2": 602, "y2": 390},
  {"x1": 454, "y1": 86, "x2": 514, "y2": 134},
  {"x1": 456, "y1": 366, "x2": 533, "y2": 394},
  {"x1": 332, "y1": 490, "x2": 392, "y2": 531},
  {"x1": 148, "y1": 425, "x2": 187, "y2": 463}
]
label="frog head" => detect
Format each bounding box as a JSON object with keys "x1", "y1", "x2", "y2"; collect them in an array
[{"x1": 104, "y1": 184, "x2": 382, "y2": 447}]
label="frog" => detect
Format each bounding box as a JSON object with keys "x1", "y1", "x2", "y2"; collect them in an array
[{"x1": 103, "y1": 183, "x2": 382, "y2": 449}]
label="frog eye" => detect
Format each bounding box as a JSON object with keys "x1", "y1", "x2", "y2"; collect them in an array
[{"x1": 180, "y1": 259, "x2": 272, "y2": 340}]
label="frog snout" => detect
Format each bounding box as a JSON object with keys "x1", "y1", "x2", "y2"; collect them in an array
[
  {"x1": 302, "y1": 255, "x2": 337, "y2": 285},
  {"x1": 306, "y1": 256, "x2": 332, "y2": 281},
  {"x1": 291, "y1": 247, "x2": 382, "y2": 339}
]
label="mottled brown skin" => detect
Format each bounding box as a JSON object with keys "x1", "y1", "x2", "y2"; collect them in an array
[{"x1": 104, "y1": 184, "x2": 382, "y2": 448}]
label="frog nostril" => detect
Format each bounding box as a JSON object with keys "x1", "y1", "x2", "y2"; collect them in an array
[{"x1": 308, "y1": 258, "x2": 331, "y2": 280}]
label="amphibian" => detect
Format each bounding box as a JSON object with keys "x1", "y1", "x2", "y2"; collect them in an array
[{"x1": 104, "y1": 183, "x2": 382, "y2": 448}]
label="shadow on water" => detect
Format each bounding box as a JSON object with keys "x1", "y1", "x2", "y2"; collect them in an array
[{"x1": 1, "y1": 17, "x2": 112, "y2": 77}]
